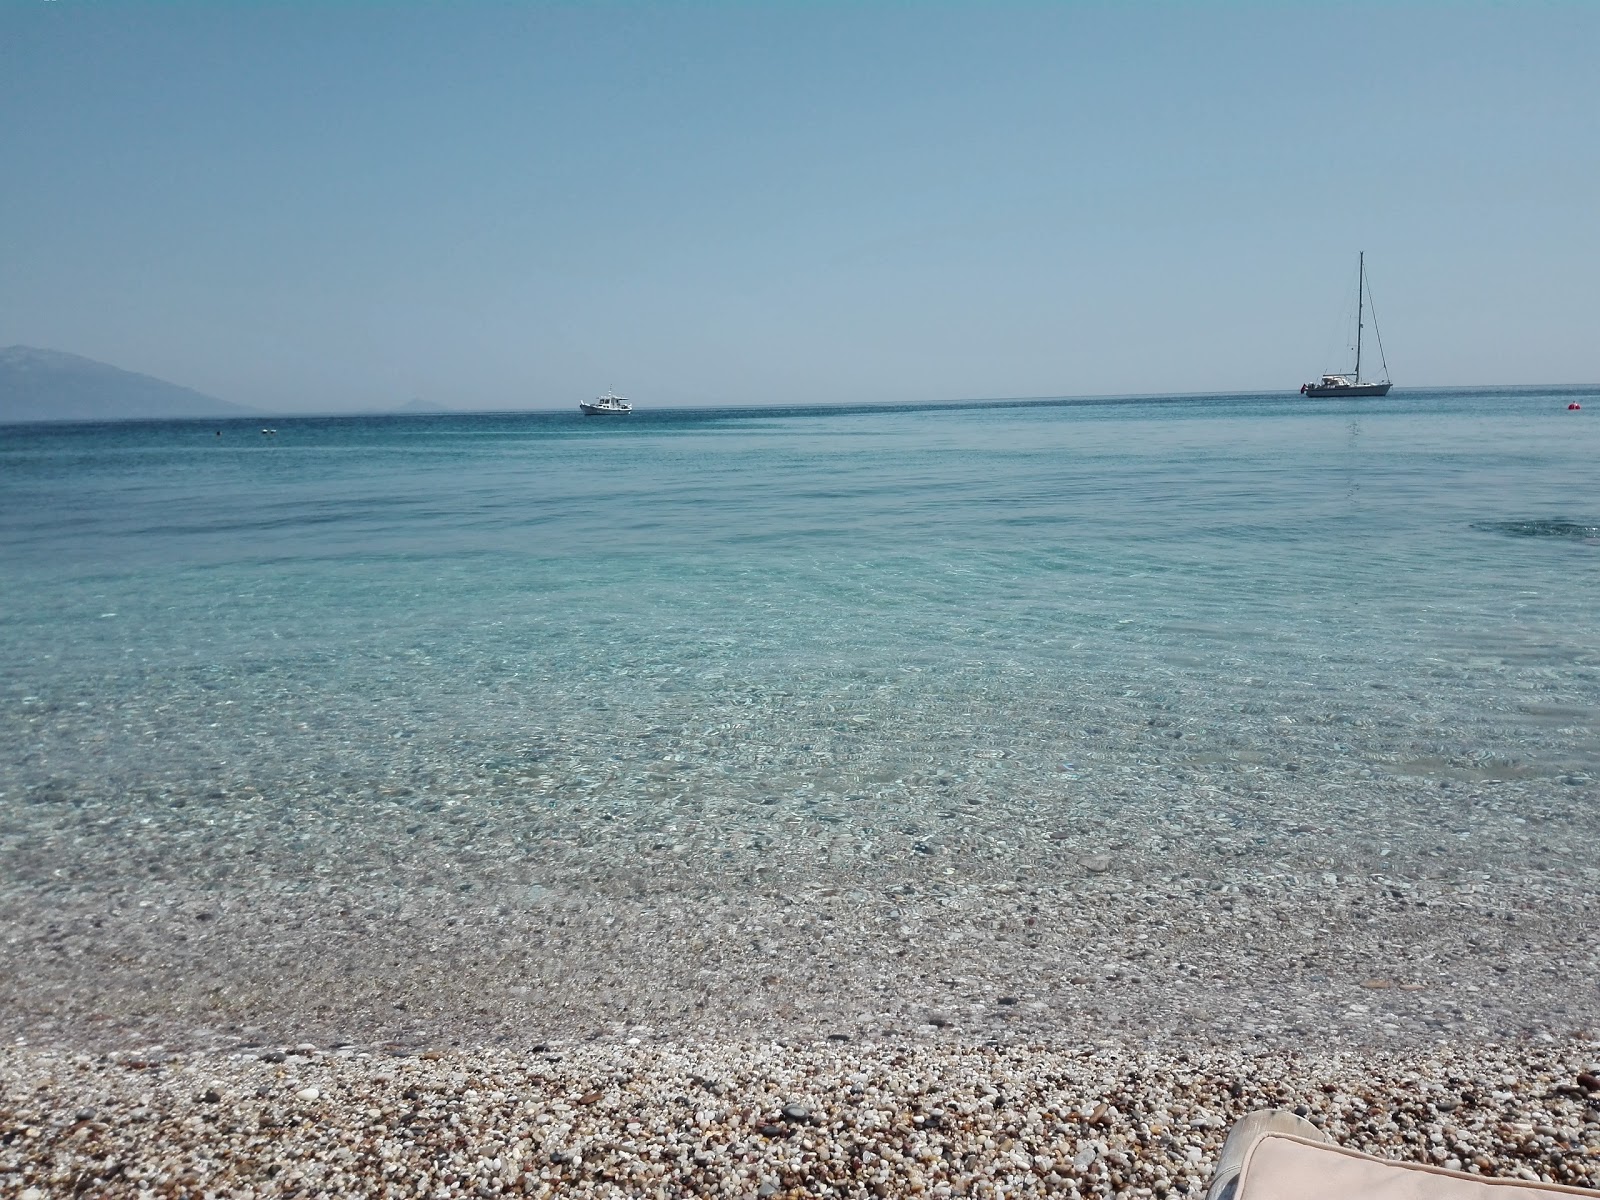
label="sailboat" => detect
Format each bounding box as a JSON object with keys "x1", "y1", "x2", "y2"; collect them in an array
[{"x1": 1300, "y1": 252, "x2": 1392, "y2": 397}]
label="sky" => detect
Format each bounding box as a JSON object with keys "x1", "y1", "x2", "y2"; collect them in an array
[{"x1": 2, "y1": 2, "x2": 1596, "y2": 413}]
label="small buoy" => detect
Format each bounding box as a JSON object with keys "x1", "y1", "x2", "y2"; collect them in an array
[{"x1": 1569, "y1": 403, "x2": 1582, "y2": 410}]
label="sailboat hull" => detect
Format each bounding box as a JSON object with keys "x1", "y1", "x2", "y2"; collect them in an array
[{"x1": 1304, "y1": 382, "x2": 1392, "y2": 398}]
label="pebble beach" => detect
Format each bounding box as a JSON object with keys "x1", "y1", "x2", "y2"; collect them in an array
[
  {"x1": 3, "y1": 790, "x2": 1599, "y2": 1195},
  {"x1": 4, "y1": 771, "x2": 1599, "y2": 1195},
  {"x1": 4, "y1": 1039, "x2": 1599, "y2": 1197}
]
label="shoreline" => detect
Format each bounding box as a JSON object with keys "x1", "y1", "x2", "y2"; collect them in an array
[
  {"x1": 4, "y1": 833, "x2": 1597, "y2": 1056},
  {"x1": 3, "y1": 1037, "x2": 1598, "y2": 1198}
]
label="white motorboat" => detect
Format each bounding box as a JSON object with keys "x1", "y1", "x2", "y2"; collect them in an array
[
  {"x1": 579, "y1": 390, "x2": 633, "y2": 415},
  {"x1": 1301, "y1": 253, "x2": 1392, "y2": 397}
]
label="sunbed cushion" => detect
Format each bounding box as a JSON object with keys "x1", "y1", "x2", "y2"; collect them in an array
[{"x1": 1237, "y1": 1133, "x2": 1596, "y2": 1200}]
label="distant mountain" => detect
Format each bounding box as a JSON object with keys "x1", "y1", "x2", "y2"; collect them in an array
[
  {"x1": 0, "y1": 346, "x2": 255, "y2": 422},
  {"x1": 394, "y1": 397, "x2": 452, "y2": 414}
]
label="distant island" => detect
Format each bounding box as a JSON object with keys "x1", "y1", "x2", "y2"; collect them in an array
[{"x1": 0, "y1": 346, "x2": 256, "y2": 423}]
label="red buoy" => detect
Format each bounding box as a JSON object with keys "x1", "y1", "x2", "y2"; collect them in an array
[{"x1": 1570, "y1": 403, "x2": 1582, "y2": 410}]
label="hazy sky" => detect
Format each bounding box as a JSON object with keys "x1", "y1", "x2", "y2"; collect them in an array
[{"x1": 2, "y1": 2, "x2": 1596, "y2": 412}]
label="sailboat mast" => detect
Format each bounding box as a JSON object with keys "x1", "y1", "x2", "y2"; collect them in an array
[{"x1": 1355, "y1": 251, "x2": 1365, "y2": 383}]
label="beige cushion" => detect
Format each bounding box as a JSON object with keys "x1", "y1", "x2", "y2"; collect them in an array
[{"x1": 1238, "y1": 1133, "x2": 1596, "y2": 1200}]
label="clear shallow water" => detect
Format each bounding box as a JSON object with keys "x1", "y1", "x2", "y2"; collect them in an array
[
  {"x1": 6, "y1": 390, "x2": 1599, "y2": 791},
  {"x1": 2, "y1": 388, "x2": 1599, "y2": 1048}
]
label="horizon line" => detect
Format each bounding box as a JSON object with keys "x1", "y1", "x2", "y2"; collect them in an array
[{"x1": 5, "y1": 382, "x2": 1598, "y2": 427}]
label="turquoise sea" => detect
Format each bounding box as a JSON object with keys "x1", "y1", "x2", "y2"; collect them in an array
[{"x1": 2, "y1": 388, "x2": 1598, "y2": 1049}]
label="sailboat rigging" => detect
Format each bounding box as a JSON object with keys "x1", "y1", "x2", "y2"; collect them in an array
[{"x1": 1301, "y1": 252, "x2": 1392, "y2": 397}]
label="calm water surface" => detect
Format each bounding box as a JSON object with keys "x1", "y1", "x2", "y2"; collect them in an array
[
  {"x1": 2, "y1": 388, "x2": 1598, "y2": 1045},
  {"x1": 5, "y1": 390, "x2": 1597, "y2": 789}
]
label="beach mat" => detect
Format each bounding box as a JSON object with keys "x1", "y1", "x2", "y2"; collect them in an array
[{"x1": 1209, "y1": 1110, "x2": 1597, "y2": 1200}]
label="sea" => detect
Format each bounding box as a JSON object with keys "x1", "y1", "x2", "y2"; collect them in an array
[{"x1": 2, "y1": 387, "x2": 1598, "y2": 1049}]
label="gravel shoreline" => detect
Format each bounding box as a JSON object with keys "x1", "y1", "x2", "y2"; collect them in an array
[
  {"x1": 5, "y1": 824, "x2": 1598, "y2": 1055},
  {"x1": 3, "y1": 1038, "x2": 1598, "y2": 1198}
]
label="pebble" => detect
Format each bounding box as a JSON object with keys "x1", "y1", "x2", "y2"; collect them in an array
[{"x1": 2, "y1": 1039, "x2": 1597, "y2": 1197}]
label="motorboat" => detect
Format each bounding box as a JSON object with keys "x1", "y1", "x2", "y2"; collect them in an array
[{"x1": 579, "y1": 390, "x2": 633, "y2": 415}]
